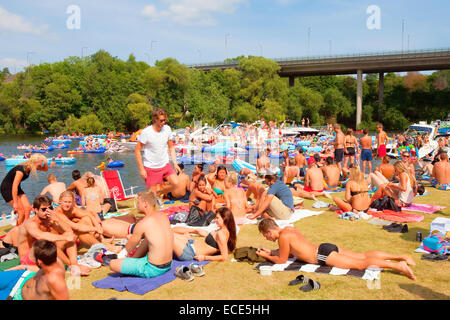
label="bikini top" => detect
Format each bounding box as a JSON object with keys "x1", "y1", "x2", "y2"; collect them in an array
[
  {"x1": 205, "y1": 233, "x2": 219, "y2": 250},
  {"x1": 350, "y1": 190, "x2": 368, "y2": 197}
]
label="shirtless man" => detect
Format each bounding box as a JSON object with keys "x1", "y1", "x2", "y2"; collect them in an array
[
  {"x1": 40, "y1": 174, "x2": 66, "y2": 206},
  {"x1": 359, "y1": 129, "x2": 373, "y2": 175},
  {"x1": 294, "y1": 148, "x2": 307, "y2": 178},
  {"x1": 290, "y1": 157, "x2": 332, "y2": 201},
  {"x1": 377, "y1": 156, "x2": 395, "y2": 180},
  {"x1": 106, "y1": 190, "x2": 173, "y2": 278},
  {"x1": 166, "y1": 163, "x2": 191, "y2": 202},
  {"x1": 256, "y1": 149, "x2": 271, "y2": 177},
  {"x1": 190, "y1": 164, "x2": 205, "y2": 191},
  {"x1": 431, "y1": 152, "x2": 450, "y2": 190},
  {"x1": 282, "y1": 158, "x2": 300, "y2": 186},
  {"x1": 223, "y1": 172, "x2": 248, "y2": 221},
  {"x1": 255, "y1": 218, "x2": 416, "y2": 280},
  {"x1": 321, "y1": 157, "x2": 341, "y2": 190},
  {"x1": 6, "y1": 240, "x2": 69, "y2": 300},
  {"x1": 54, "y1": 191, "x2": 120, "y2": 254},
  {"x1": 67, "y1": 170, "x2": 87, "y2": 207},
  {"x1": 333, "y1": 124, "x2": 345, "y2": 171},
  {"x1": 376, "y1": 123, "x2": 388, "y2": 158},
  {"x1": 17, "y1": 195, "x2": 90, "y2": 276},
  {"x1": 240, "y1": 174, "x2": 266, "y2": 212}
]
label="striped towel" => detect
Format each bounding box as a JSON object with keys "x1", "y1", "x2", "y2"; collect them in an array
[{"x1": 254, "y1": 258, "x2": 382, "y2": 281}]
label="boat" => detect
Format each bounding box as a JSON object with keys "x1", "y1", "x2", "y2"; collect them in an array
[
  {"x1": 51, "y1": 139, "x2": 72, "y2": 145},
  {"x1": 232, "y1": 159, "x2": 280, "y2": 175}
]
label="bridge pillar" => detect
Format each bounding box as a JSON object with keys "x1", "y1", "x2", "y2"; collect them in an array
[
  {"x1": 289, "y1": 76, "x2": 295, "y2": 87},
  {"x1": 356, "y1": 69, "x2": 363, "y2": 129},
  {"x1": 378, "y1": 72, "x2": 384, "y2": 122}
]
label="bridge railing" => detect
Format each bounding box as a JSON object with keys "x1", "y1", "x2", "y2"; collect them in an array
[{"x1": 188, "y1": 47, "x2": 450, "y2": 68}]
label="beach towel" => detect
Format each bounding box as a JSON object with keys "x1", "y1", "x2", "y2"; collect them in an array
[
  {"x1": 243, "y1": 209, "x2": 325, "y2": 228},
  {"x1": 367, "y1": 209, "x2": 424, "y2": 223},
  {"x1": 254, "y1": 258, "x2": 381, "y2": 281},
  {"x1": 401, "y1": 203, "x2": 445, "y2": 214},
  {"x1": 0, "y1": 258, "x2": 20, "y2": 271},
  {"x1": 92, "y1": 260, "x2": 209, "y2": 295},
  {"x1": 0, "y1": 270, "x2": 26, "y2": 300}
]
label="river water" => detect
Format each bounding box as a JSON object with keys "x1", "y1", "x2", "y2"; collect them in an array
[{"x1": 0, "y1": 134, "x2": 383, "y2": 214}]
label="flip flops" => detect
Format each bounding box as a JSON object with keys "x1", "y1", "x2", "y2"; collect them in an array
[
  {"x1": 288, "y1": 274, "x2": 309, "y2": 286},
  {"x1": 289, "y1": 275, "x2": 321, "y2": 292},
  {"x1": 300, "y1": 279, "x2": 321, "y2": 292},
  {"x1": 421, "y1": 253, "x2": 448, "y2": 261},
  {"x1": 383, "y1": 223, "x2": 408, "y2": 233}
]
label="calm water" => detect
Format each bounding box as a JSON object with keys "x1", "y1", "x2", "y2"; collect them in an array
[{"x1": 0, "y1": 134, "x2": 383, "y2": 214}]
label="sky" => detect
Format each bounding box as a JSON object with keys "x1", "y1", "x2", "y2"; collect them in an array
[{"x1": 0, "y1": 0, "x2": 449, "y2": 73}]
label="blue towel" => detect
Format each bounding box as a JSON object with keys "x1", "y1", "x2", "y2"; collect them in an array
[
  {"x1": 0, "y1": 270, "x2": 26, "y2": 300},
  {"x1": 92, "y1": 260, "x2": 209, "y2": 295}
]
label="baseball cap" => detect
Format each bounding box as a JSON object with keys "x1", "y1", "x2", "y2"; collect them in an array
[{"x1": 308, "y1": 157, "x2": 315, "y2": 165}]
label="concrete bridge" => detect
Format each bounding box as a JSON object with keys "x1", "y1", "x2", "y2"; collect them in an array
[{"x1": 189, "y1": 48, "x2": 450, "y2": 128}]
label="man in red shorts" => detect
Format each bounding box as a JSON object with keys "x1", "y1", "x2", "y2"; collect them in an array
[
  {"x1": 135, "y1": 108, "x2": 181, "y2": 198},
  {"x1": 376, "y1": 123, "x2": 388, "y2": 158}
]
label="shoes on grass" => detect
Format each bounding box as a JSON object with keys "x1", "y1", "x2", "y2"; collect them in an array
[{"x1": 175, "y1": 266, "x2": 194, "y2": 281}]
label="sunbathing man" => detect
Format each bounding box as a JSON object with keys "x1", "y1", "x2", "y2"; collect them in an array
[
  {"x1": 256, "y1": 148, "x2": 271, "y2": 177},
  {"x1": 17, "y1": 195, "x2": 90, "y2": 276},
  {"x1": 247, "y1": 168, "x2": 293, "y2": 220},
  {"x1": 240, "y1": 174, "x2": 266, "y2": 212},
  {"x1": 106, "y1": 190, "x2": 173, "y2": 278},
  {"x1": 333, "y1": 124, "x2": 345, "y2": 171},
  {"x1": 166, "y1": 163, "x2": 191, "y2": 202},
  {"x1": 290, "y1": 157, "x2": 332, "y2": 201},
  {"x1": 359, "y1": 128, "x2": 373, "y2": 175},
  {"x1": 321, "y1": 157, "x2": 341, "y2": 190},
  {"x1": 294, "y1": 148, "x2": 307, "y2": 178},
  {"x1": 430, "y1": 152, "x2": 450, "y2": 190},
  {"x1": 40, "y1": 174, "x2": 66, "y2": 206},
  {"x1": 282, "y1": 158, "x2": 300, "y2": 186},
  {"x1": 66, "y1": 169, "x2": 87, "y2": 206},
  {"x1": 4, "y1": 240, "x2": 69, "y2": 300},
  {"x1": 255, "y1": 218, "x2": 416, "y2": 280}
]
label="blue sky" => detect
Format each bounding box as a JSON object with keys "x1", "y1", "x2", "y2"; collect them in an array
[{"x1": 1, "y1": 0, "x2": 449, "y2": 73}]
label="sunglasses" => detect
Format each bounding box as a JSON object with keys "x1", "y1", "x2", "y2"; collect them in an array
[{"x1": 402, "y1": 154, "x2": 410, "y2": 158}]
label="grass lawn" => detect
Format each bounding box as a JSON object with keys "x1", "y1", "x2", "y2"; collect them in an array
[{"x1": 1, "y1": 185, "x2": 449, "y2": 300}]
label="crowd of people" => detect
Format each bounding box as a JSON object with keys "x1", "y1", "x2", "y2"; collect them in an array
[{"x1": 0, "y1": 107, "x2": 448, "y2": 299}]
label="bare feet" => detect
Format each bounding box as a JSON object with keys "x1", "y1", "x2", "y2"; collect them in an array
[
  {"x1": 70, "y1": 264, "x2": 91, "y2": 276},
  {"x1": 398, "y1": 261, "x2": 416, "y2": 280}
]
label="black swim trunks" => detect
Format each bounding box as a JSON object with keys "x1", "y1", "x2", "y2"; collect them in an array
[
  {"x1": 334, "y1": 148, "x2": 344, "y2": 163},
  {"x1": 317, "y1": 243, "x2": 339, "y2": 266},
  {"x1": 345, "y1": 147, "x2": 355, "y2": 156}
]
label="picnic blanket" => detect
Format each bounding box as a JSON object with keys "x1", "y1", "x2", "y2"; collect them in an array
[
  {"x1": 367, "y1": 209, "x2": 424, "y2": 223},
  {"x1": 401, "y1": 203, "x2": 445, "y2": 214},
  {"x1": 254, "y1": 258, "x2": 381, "y2": 281},
  {"x1": 92, "y1": 260, "x2": 209, "y2": 295}
]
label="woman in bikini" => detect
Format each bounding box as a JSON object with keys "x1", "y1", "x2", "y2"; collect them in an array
[
  {"x1": 211, "y1": 165, "x2": 228, "y2": 206},
  {"x1": 343, "y1": 128, "x2": 358, "y2": 170},
  {"x1": 189, "y1": 175, "x2": 215, "y2": 212},
  {"x1": 332, "y1": 164, "x2": 370, "y2": 213},
  {"x1": 1, "y1": 154, "x2": 48, "y2": 225},
  {"x1": 172, "y1": 207, "x2": 237, "y2": 261}
]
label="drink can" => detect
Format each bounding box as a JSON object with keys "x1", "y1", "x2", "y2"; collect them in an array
[{"x1": 416, "y1": 232, "x2": 422, "y2": 242}]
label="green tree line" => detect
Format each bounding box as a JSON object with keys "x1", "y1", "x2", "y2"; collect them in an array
[{"x1": 0, "y1": 50, "x2": 448, "y2": 134}]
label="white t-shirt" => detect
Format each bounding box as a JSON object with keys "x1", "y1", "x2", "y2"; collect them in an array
[{"x1": 138, "y1": 124, "x2": 172, "y2": 169}]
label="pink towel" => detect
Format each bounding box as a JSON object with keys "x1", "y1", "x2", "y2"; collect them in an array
[
  {"x1": 368, "y1": 210, "x2": 424, "y2": 223},
  {"x1": 401, "y1": 203, "x2": 445, "y2": 214}
]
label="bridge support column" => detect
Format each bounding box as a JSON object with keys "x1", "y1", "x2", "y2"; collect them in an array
[
  {"x1": 356, "y1": 69, "x2": 363, "y2": 129},
  {"x1": 289, "y1": 76, "x2": 295, "y2": 87},
  {"x1": 378, "y1": 72, "x2": 384, "y2": 122}
]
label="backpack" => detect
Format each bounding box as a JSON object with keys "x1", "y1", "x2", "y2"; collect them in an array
[
  {"x1": 422, "y1": 235, "x2": 448, "y2": 255},
  {"x1": 186, "y1": 206, "x2": 215, "y2": 227},
  {"x1": 233, "y1": 246, "x2": 267, "y2": 264},
  {"x1": 369, "y1": 196, "x2": 401, "y2": 212}
]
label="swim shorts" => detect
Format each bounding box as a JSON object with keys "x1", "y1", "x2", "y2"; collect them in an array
[
  {"x1": 360, "y1": 149, "x2": 373, "y2": 161},
  {"x1": 317, "y1": 243, "x2": 339, "y2": 266},
  {"x1": 144, "y1": 163, "x2": 175, "y2": 188},
  {"x1": 20, "y1": 248, "x2": 36, "y2": 266},
  {"x1": 177, "y1": 239, "x2": 196, "y2": 261},
  {"x1": 127, "y1": 223, "x2": 136, "y2": 235},
  {"x1": 345, "y1": 147, "x2": 355, "y2": 156},
  {"x1": 378, "y1": 144, "x2": 387, "y2": 157},
  {"x1": 12, "y1": 271, "x2": 36, "y2": 300},
  {"x1": 334, "y1": 148, "x2": 344, "y2": 163},
  {"x1": 120, "y1": 254, "x2": 172, "y2": 278},
  {"x1": 430, "y1": 179, "x2": 450, "y2": 191},
  {"x1": 303, "y1": 186, "x2": 324, "y2": 193}
]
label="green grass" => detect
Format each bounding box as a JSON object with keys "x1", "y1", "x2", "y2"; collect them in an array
[{"x1": 2, "y1": 187, "x2": 449, "y2": 300}]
